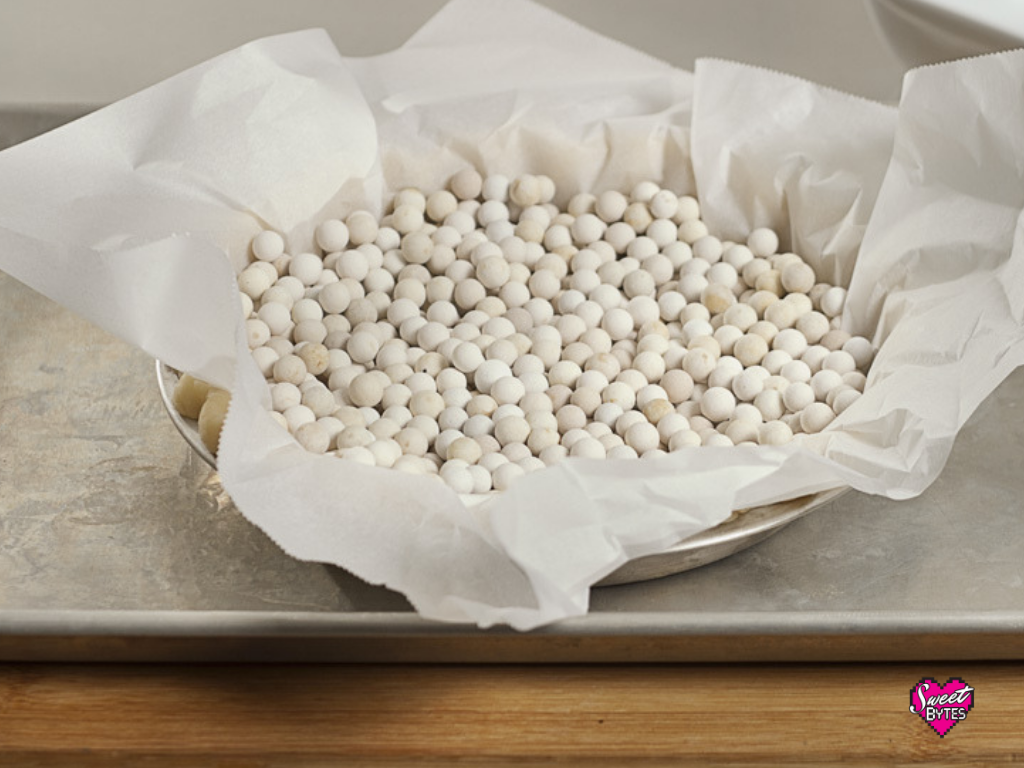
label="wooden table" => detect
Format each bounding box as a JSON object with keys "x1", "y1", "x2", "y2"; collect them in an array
[{"x1": 2, "y1": 662, "x2": 1021, "y2": 765}]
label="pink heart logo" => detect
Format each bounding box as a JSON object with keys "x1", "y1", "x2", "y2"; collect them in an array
[{"x1": 909, "y1": 677, "x2": 974, "y2": 737}]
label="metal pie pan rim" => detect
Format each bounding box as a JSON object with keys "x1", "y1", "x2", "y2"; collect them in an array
[{"x1": 156, "y1": 360, "x2": 846, "y2": 585}]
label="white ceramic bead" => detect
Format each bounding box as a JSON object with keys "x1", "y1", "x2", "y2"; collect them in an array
[
  {"x1": 602, "y1": 381, "x2": 637, "y2": 410},
  {"x1": 801, "y1": 345, "x2": 831, "y2": 373},
  {"x1": 842, "y1": 337, "x2": 874, "y2": 371},
  {"x1": 407, "y1": 390, "x2": 445, "y2": 420},
  {"x1": 782, "y1": 381, "x2": 815, "y2": 413},
  {"x1": 491, "y1": 376, "x2": 527, "y2": 406},
  {"x1": 758, "y1": 420, "x2": 794, "y2": 446},
  {"x1": 781, "y1": 359, "x2": 812, "y2": 384},
  {"x1": 832, "y1": 388, "x2": 862, "y2": 415},
  {"x1": 449, "y1": 340, "x2": 485, "y2": 374},
  {"x1": 623, "y1": 202, "x2": 653, "y2": 233},
  {"x1": 338, "y1": 445, "x2": 376, "y2": 465},
  {"x1": 731, "y1": 369, "x2": 765, "y2": 402},
  {"x1": 724, "y1": 419, "x2": 760, "y2": 445},
  {"x1": 822, "y1": 349, "x2": 857, "y2": 375},
  {"x1": 700, "y1": 386, "x2": 736, "y2": 423},
  {"x1": 635, "y1": 384, "x2": 669, "y2": 411},
  {"x1": 608, "y1": 444, "x2": 640, "y2": 459},
  {"x1": 747, "y1": 228, "x2": 779, "y2": 258},
  {"x1": 682, "y1": 348, "x2": 716, "y2": 383},
  {"x1": 449, "y1": 168, "x2": 483, "y2": 201},
  {"x1": 679, "y1": 219, "x2": 709, "y2": 244},
  {"x1": 656, "y1": 412, "x2": 689, "y2": 442},
  {"x1": 481, "y1": 174, "x2": 510, "y2": 202},
  {"x1": 614, "y1": 410, "x2": 647, "y2": 438},
  {"x1": 335, "y1": 424, "x2": 374, "y2": 450},
  {"x1": 753, "y1": 389, "x2": 785, "y2": 422},
  {"x1": 494, "y1": 415, "x2": 531, "y2": 447},
  {"x1": 648, "y1": 190, "x2": 678, "y2": 219},
  {"x1": 440, "y1": 462, "x2": 475, "y2": 494},
  {"x1": 556, "y1": 404, "x2": 588, "y2": 434},
  {"x1": 253, "y1": 230, "x2": 287, "y2": 262},
  {"x1": 549, "y1": 360, "x2": 582, "y2": 388},
  {"x1": 468, "y1": 359, "x2": 509, "y2": 395},
  {"x1": 538, "y1": 443, "x2": 568, "y2": 465},
  {"x1": 492, "y1": 462, "x2": 526, "y2": 491},
  {"x1": 238, "y1": 265, "x2": 275, "y2": 300},
  {"x1": 800, "y1": 402, "x2": 836, "y2": 433},
  {"x1": 810, "y1": 369, "x2": 844, "y2": 401},
  {"x1": 570, "y1": 436, "x2": 607, "y2": 459},
  {"x1": 347, "y1": 371, "x2": 386, "y2": 408},
  {"x1": 447, "y1": 435, "x2": 483, "y2": 464},
  {"x1": 595, "y1": 190, "x2": 628, "y2": 223},
  {"x1": 624, "y1": 421, "x2": 660, "y2": 454},
  {"x1": 467, "y1": 464, "x2": 493, "y2": 493},
  {"x1": 661, "y1": 370, "x2": 695, "y2": 403},
  {"x1": 702, "y1": 432, "x2": 734, "y2": 447},
  {"x1": 668, "y1": 429, "x2": 702, "y2": 450},
  {"x1": 795, "y1": 311, "x2": 830, "y2": 345},
  {"x1": 781, "y1": 261, "x2": 815, "y2": 294},
  {"x1": 820, "y1": 286, "x2": 847, "y2": 318},
  {"x1": 526, "y1": 426, "x2": 560, "y2": 454}
]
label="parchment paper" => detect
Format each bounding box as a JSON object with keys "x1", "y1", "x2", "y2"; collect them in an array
[{"x1": 1, "y1": 0, "x2": 1022, "y2": 629}]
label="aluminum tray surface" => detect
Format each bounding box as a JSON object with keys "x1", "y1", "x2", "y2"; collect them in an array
[{"x1": 1, "y1": 109, "x2": 1022, "y2": 662}]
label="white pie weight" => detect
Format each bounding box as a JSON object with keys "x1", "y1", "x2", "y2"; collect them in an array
[{"x1": 175, "y1": 171, "x2": 875, "y2": 496}]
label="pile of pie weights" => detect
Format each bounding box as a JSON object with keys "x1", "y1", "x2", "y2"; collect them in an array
[{"x1": 234, "y1": 171, "x2": 874, "y2": 495}]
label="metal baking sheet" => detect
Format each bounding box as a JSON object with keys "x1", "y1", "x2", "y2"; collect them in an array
[{"x1": 1, "y1": 108, "x2": 1022, "y2": 662}]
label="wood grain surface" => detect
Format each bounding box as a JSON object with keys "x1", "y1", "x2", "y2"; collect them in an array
[{"x1": 1, "y1": 662, "x2": 1022, "y2": 766}]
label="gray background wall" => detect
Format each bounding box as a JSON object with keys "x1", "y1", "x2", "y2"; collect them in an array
[{"x1": 0, "y1": 0, "x2": 906, "y2": 106}]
